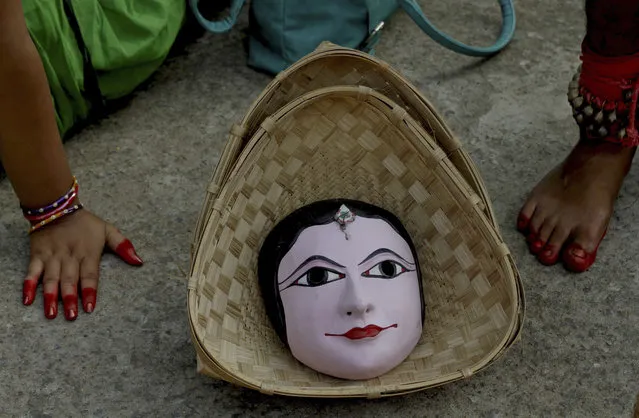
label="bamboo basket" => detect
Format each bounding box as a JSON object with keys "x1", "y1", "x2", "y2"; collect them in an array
[
  {"x1": 187, "y1": 43, "x2": 524, "y2": 398},
  {"x1": 191, "y1": 42, "x2": 502, "y2": 260}
]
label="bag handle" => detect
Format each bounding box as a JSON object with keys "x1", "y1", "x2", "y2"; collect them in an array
[
  {"x1": 399, "y1": 0, "x2": 516, "y2": 57},
  {"x1": 190, "y1": 0, "x2": 516, "y2": 56},
  {"x1": 188, "y1": 0, "x2": 246, "y2": 33}
]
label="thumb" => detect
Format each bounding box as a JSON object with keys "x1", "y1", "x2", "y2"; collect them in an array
[{"x1": 105, "y1": 223, "x2": 144, "y2": 266}]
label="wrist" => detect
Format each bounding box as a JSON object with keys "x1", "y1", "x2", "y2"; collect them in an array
[
  {"x1": 22, "y1": 176, "x2": 84, "y2": 234},
  {"x1": 14, "y1": 172, "x2": 75, "y2": 210}
]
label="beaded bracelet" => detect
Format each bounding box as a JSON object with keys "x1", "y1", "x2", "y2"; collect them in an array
[
  {"x1": 21, "y1": 177, "x2": 78, "y2": 217},
  {"x1": 28, "y1": 203, "x2": 84, "y2": 235},
  {"x1": 23, "y1": 185, "x2": 78, "y2": 223},
  {"x1": 21, "y1": 177, "x2": 84, "y2": 234}
]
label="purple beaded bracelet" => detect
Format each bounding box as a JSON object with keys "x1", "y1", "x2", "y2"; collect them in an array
[{"x1": 21, "y1": 177, "x2": 78, "y2": 217}]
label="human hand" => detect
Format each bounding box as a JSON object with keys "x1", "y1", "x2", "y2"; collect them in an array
[{"x1": 21, "y1": 208, "x2": 143, "y2": 321}]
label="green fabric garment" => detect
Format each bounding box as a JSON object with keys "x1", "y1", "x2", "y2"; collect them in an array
[{"x1": 22, "y1": 0, "x2": 186, "y2": 137}]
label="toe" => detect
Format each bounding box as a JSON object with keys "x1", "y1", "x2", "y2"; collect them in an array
[
  {"x1": 524, "y1": 208, "x2": 548, "y2": 254},
  {"x1": 517, "y1": 213, "x2": 531, "y2": 233},
  {"x1": 527, "y1": 208, "x2": 545, "y2": 237},
  {"x1": 517, "y1": 199, "x2": 537, "y2": 233},
  {"x1": 537, "y1": 219, "x2": 555, "y2": 243},
  {"x1": 538, "y1": 226, "x2": 570, "y2": 266},
  {"x1": 562, "y1": 243, "x2": 596, "y2": 273},
  {"x1": 538, "y1": 246, "x2": 560, "y2": 266},
  {"x1": 529, "y1": 236, "x2": 545, "y2": 255},
  {"x1": 562, "y1": 227, "x2": 607, "y2": 273},
  {"x1": 529, "y1": 220, "x2": 556, "y2": 255}
]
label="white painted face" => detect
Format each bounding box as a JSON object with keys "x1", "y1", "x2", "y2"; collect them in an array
[{"x1": 276, "y1": 213, "x2": 423, "y2": 380}]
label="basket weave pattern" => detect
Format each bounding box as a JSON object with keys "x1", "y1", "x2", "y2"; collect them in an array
[
  {"x1": 188, "y1": 85, "x2": 522, "y2": 397},
  {"x1": 190, "y1": 46, "x2": 498, "y2": 260}
]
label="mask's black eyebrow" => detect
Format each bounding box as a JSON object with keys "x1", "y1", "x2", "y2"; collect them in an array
[
  {"x1": 278, "y1": 255, "x2": 345, "y2": 285},
  {"x1": 358, "y1": 248, "x2": 414, "y2": 266}
]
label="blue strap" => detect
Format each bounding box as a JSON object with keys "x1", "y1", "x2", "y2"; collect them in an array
[
  {"x1": 399, "y1": 0, "x2": 516, "y2": 57},
  {"x1": 188, "y1": 0, "x2": 246, "y2": 33}
]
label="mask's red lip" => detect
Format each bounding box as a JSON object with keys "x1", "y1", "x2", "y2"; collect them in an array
[{"x1": 325, "y1": 324, "x2": 397, "y2": 340}]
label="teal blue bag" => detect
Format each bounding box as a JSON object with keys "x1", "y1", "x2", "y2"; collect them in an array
[{"x1": 188, "y1": 0, "x2": 516, "y2": 75}]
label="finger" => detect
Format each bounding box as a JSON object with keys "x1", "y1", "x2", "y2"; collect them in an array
[
  {"x1": 42, "y1": 258, "x2": 61, "y2": 319},
  {"x1": 60, "y1": 258, "x2": 80, "y2": 321},
  {"x1": 23, "y1": 258, "x2": 44, "y2": 306},
  {"x1": 79, "y1": 256, "x2": 100, "y2": 313},
  {"x1": 106, "y1": 224, "x2": 143, "y2": 266}
]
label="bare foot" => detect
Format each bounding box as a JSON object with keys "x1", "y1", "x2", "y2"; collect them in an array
[{"x1": 518, "y1": 132, "x2": 636, "y2": 272}]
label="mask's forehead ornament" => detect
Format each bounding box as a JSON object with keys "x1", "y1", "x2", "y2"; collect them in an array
[{"x1": 334, "y1": 204, "x2": 356, "y2": 240}]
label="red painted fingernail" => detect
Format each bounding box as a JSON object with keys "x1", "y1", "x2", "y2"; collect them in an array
[
  {"x1": 115, "y1": 239, "x2": 144, "y2": 266},
  {"x1": 82, "y1": 288, "x2": 96, "y2": 313},
  {"x1": 63, "y1": 295, "x2": 78, "y2": 321},
  {"x1": 23, "y1": 279, "x2": 37, "y2": 306},
  {"x1": 66, "y1": 308, "x2": 77, "y2": 321},
  {"x1": 517, "y1": 215, "x2": 529, "y2": 232},
  {"x1": 44, "y1": 292, "x2": 58, "y2": 319}
]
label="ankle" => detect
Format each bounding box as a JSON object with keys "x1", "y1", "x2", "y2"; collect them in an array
[
  {"x1": 577, "y1": 132, "x2": 637, "y2": 154},
  {"x1": 569, "y1": 48, "x2": 639, "y2": 147}
]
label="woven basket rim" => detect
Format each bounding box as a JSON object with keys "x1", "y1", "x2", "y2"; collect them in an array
[
  {"x1": 189, "y1": 42, "x2": 501, "y2": 267},
  {"x1": 188, "y1": 85, "x2": 524, "y2": 398},
  {"x1": 243, "y1": 42, "x2": 499, "y2": 227}
]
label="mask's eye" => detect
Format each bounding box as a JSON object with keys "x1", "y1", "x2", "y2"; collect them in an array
[
  {"x1": 362, "y1": 260, "x2": 409, "y2": 279},
  {"x1": 294, "y1": 267, "x2": 345, "y2": 287}
]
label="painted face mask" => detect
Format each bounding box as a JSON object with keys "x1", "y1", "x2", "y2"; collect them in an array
[{"x1": 258, "y1": 199, "x2": 424, "y2": 380}]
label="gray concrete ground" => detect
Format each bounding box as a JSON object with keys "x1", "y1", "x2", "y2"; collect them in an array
[{"x1": 1, "y1": 0, "x2": 637, "y2": 416}]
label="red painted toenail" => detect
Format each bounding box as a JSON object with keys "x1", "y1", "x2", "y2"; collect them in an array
[
  {"x1": 539, "y1": 251, "x2": 559, "y2": 266},
  {"x1": 570, "y1": 248, "x2": 587, "y2": 259},
  {"x1": 563, "y1": 243, "x2": 598, "y2": 273},
  {"x1": 517, "y1": 215, "x2": 530, "y2": 232},
  {"x1": 535, "y1": 243, "x2": 559, "y2": 266},
  {"x1": 530, "y1": 239, "x2": 545, "y2": 254}
]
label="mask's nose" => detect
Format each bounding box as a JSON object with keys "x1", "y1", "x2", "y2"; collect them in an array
[{"x1": 338, "y1": 271, "x2": 373, "y2": 318}]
